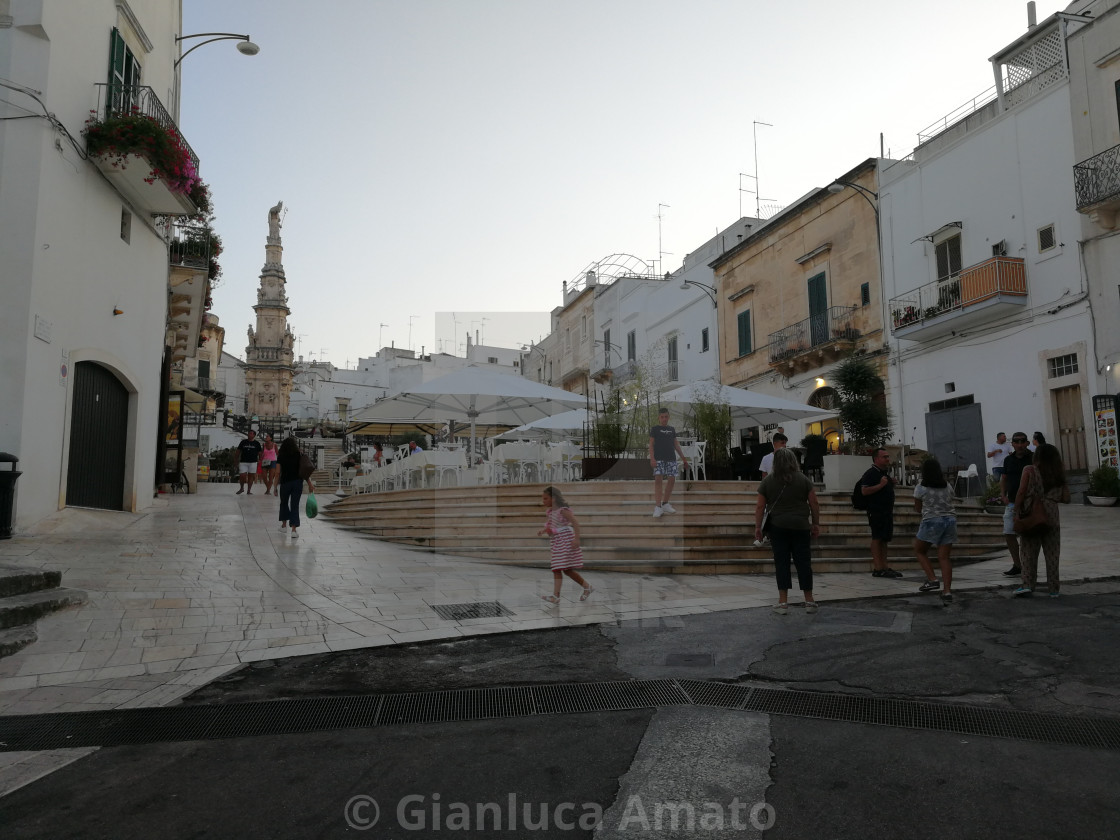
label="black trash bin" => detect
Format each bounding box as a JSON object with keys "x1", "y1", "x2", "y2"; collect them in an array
[{"x1": 0, "y1": 452, "x2": 21, "y2": 540}]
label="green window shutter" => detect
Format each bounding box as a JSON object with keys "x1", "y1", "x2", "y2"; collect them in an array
[{"x1": 737, "y1": 310, "x2": 752, "y2": 357}]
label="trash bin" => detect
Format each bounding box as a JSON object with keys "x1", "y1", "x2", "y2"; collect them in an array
[{"x1": 0, "y1": 452, "x2": 21, "y2": 540}]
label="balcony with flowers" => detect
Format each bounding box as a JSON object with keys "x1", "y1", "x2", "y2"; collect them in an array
[
  {"x1": 890, "y1": 257, "x2": 1027, "y2": 341},
  {"x1": 83, "y1": 84, "x2": 209, "y2": 217},
  {"x1": 767, "y1": 306, "x2": 862, "y2": 376}
]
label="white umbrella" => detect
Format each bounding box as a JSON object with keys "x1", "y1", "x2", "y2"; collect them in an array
[
  {"x1": 659, "y1": 381, "x2": 823, "y2": 427},
  {"x1": 496, "y1": 408, "x2": 592, "y2": 440},
  {"x1": 347, "y1": 366, "x2": 586, "y2": 455}
]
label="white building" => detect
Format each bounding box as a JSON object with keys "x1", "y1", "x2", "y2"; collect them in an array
[
  {"x1": 0, "y1": 1, "x2": 211, "y2": 529},
  {"x1": 880, "y1": 5, "x2": 1101, "y2": 480}
]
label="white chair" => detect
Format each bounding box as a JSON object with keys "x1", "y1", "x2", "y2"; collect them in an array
[{"x1": 956, "y1": 463, "x2": 980, "y2": 497}]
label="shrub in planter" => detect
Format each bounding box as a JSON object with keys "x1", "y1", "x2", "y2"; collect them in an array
[{"x1": 1087, "y1": 464, "x2": 1120, "y2": 498}]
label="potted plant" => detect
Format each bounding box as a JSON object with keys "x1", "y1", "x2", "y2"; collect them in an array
[
  {"x1": 821, "y1": 356, "x2": 893, "y2": 492},
  {"x1": 982, "y1": 477, "x2": 1004, "y2": 514},
  {"x1": 1087, "y1": 464, "x2": 1120, "y2": 506}
]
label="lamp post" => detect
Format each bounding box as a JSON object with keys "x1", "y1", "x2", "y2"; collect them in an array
[{"x1": 174, "y1": 33, "x2": 260, "y2": 68}]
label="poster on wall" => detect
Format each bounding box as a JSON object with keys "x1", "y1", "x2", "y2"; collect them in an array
[
  {"x1": 166, "y1": 392, "x2": 183, "y2": 445},
  {"x1": 1092, "y1": 394, "x2": 1118, "y2": 469}
]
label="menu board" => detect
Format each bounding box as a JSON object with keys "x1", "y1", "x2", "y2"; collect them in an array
[{"x1": 1095, "y1": 403, "x2": 1119, "y2": 468}]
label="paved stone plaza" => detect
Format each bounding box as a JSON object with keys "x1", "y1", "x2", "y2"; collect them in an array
[{"x1": 1, "y1": 484, "x2": 1117, "y2": 796}]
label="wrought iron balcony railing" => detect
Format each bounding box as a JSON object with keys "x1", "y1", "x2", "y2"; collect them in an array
[
  {"x1": 1073, "y1": 143, "x2": 1120, "y2": 211},
  {"x1": 94, "y1": 83, "x2": 200, "y2": 175},
  {"x1": 168, "y1": 221, "x2": 209, "y2": 269},
  {"x1": 768, "y1": 306, "x2": 860, "y2": 365},
  {"x1": 890, "y1": 257, "x2": 1026, "y2": 332}
]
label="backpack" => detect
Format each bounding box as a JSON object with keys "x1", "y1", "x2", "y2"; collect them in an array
[{"x1": 851, "y1": 479, "x2": 869, "y2": 511}]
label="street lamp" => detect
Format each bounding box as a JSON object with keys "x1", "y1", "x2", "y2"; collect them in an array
[
  {"x1": 174, "y1": 33, "x2": 260, "y2": 68},
  {"x1": 679, "y1": 278, "x2": 718, "y2": 307},
  {"x1": 827, "y1": 180, "x2": 878, "y2": 217}
]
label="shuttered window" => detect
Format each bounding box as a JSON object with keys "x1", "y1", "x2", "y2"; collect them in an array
[{"x1": 737, "y1": 310, "x2": 752, "y2": 357}]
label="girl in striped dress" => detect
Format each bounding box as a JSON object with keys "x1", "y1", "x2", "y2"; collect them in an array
[{"x1": 538, "y1": 486, "x2": 593, "y2": 604}]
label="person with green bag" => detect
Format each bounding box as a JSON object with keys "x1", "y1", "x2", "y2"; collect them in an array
[{"x1": 277, "y1": 437, "x2": 315, "y2": 539}]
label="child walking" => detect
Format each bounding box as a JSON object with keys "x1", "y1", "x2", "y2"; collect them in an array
[
  {"x1": 537, "y1": 486, "x2": 593, "y2": 604},
  {"x1": 912, "y1": 458, "x2": 957, "y2": 605}
]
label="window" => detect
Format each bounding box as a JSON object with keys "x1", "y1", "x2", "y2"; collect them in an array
[
  {"x1": 935, "y1": 234, "x2": 962, "y2": 281},
  {"x1": 626, "y1": 330, "x2": 636, "y2": 362},
  {"x1": 860, "y1": 282, "x2": 870, "y2": 306},
  {"x1": 992, "y1": 239, "x2": 1008, "y2": 257},
  {"x1": 701, "y1": 327, "x2": 709, "y2": 353},
  {"x1": 1038, "y1": 224, "x2": 1056, "y2": 253},
  {"x1": 603, "y1": 329, "x2": 611, "y2": 368},
  {"x1": 197, "y1": 360, "x2": 211, "y2": 390},
  {"x1": 1115, "y1": 79, "x2": 1120, "y2": 134},
  {"x1": 737, "y1": 310, "x2": 752, "y2": 357},
  {"x1": 667, "y1": 336, "x2": 678, "y2": 381},
  {"x1": 108, "y1": 28, "x2": 142, "y2": 115},
  {"x1": 1047, "y1": 353, "x2": 1078, "y2": 378},
  {"x1": 928, "y1": 395, "x2": 975, "y2": 411},
  {"x1": 565, "y1": 328, "x2": 571, "y2": 352},
  {"x1": 120, "y1": 207, "x2": 131, "y2": 243},
  {"x1": 581, "y1": 315, "x2": 587, "y2": 341},
  {"x1": 487, "y1": 356, "x2": 498, "y2": 364}
]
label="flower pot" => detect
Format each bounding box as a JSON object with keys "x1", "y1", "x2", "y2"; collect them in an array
[{"x1": 1086, "y1": 495, "x2": 1118, "y2": 507}]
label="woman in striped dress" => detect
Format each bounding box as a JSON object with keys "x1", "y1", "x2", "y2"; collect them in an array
[{"x1": 538, "y1": 486, "x2": 593, "y2": 604}]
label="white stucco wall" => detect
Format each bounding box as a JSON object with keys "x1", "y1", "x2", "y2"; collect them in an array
[
  {"x1": 1, "y1": 1, "x2": 183, "y2": 530},
  {"x1": 879, "y1": 72, "x2": 1100, "y2": 463}
]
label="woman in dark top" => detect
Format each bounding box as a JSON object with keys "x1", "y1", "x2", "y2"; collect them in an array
[
  {"x1": 277, "y1": 436, "x2": 315, "y2": 539},
  {"x1": 754, "y1": 448, "x2": 821, "y2": 614}
]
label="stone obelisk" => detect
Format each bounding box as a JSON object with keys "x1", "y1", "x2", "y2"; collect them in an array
[{"x1": 244, "y1": 201, "x2": 295, "y2": 418}]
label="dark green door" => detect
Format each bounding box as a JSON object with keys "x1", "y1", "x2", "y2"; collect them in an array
[
  {"x1": 66, "y1": 362, "x2": 128, "y2": 510},
  {"x1": 808, "y1": 272, "x2": 827, "y2": 346}
]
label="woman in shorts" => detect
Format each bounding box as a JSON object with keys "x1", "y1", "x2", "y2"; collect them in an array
[{"x1": 913, "y1": 458, "x2": 956, "y2": 605}]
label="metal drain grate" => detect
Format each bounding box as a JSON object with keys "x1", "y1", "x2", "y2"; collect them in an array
[
  {"x1": 430, "y1": 601, "x2": 515, "y2": 621},
  {"x1": 3, "y1": 679, "x2": 1119, "y2": 752}
]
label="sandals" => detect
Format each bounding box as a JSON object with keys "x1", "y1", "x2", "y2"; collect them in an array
[
  {"x1": 541, "y1": 595, "x2": 560, "y2": 604},
  {"x1": 580, "y1": 587, "x2": 593, "y2": 601}
]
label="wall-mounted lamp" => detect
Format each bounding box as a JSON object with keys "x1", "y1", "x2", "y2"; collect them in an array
[
  {"x1": 815, "y1": 377, "x2": 826, "y2": 388},
  {"x1": 113, "y1": 307, "x2": 124, "y2": 316},
  {"x1": 174, "y1": 32, "x2": 260, "y2": 68}
]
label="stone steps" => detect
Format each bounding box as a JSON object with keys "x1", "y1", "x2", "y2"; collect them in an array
[
  {"x1": 0, "y1": 564, "x2": 87, "y2": 658},
  {"x1": 323, "y1": 481, "x2": 1008, "y2": 574}
]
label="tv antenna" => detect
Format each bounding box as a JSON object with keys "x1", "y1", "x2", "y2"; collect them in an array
[
  {"x1": 657, "y1": 203, "x2": 671, "y2": 274},
  {"x1": 379, "y1": 323, "x2": 389, "y2": 348},
  {"x1": 753, "y1": 121, "x2": 774, "y2": 219},
  {"x1": 409, "y1": 315, "x2": 419, "y2": 351}
]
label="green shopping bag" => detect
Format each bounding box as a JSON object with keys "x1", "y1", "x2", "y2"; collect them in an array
[{"x1": 305, "y1": 493, "x2": 318, "y2": 519}]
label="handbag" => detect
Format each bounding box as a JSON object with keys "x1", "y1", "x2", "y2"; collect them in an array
[
  {"x1": 1013, "y1": 468, "x2": 1050, "y2": 536},
  {"x1": 298, "y1": 453, "x2": 315, "y2": 481}
]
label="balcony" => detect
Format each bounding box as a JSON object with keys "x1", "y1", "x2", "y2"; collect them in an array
[
  {"x1": 86, "y1": 84, "x2": 200, "y2": 216},
  {"x1": 768, "y1": 306, "x2": 861, "y2": 376},
  {"x1": 890, "y1": 257, "x2": 1026, "y2": 341},
  {"x1": 180, "y1": 373, "x2": 226, "y2": 397},
  {"x1": 1073, "y1": 144, "x2": 1120, "y2": 229}
]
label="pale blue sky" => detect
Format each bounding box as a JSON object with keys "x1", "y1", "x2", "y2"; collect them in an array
[{"x1": 180, "y1": 0, "x2": 1046, "y2": 368}]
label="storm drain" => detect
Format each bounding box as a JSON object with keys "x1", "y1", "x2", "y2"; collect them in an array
[
  {"x1": 2, "y1": 679, "x2": 1118, "y2": 752},
  {"x1": 430, "y1": 601, "x2": 514, "y2": 621}
]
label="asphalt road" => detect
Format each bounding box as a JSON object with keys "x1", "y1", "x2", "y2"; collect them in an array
[{"x1": 3, "y1": 581, "x2": 1119, "y2": 838}]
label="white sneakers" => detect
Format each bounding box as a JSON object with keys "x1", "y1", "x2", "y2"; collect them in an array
[
  {"x1": 661, "y1": 503, "x2": 677, "y2": 514},
  {"x1": 652, "y1": 506, "x2": 663, "y2": 518}
]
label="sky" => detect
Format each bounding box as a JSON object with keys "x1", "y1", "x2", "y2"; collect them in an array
[{"x1": 180, "y1": 0, "x2": 1049, "y2": 369}]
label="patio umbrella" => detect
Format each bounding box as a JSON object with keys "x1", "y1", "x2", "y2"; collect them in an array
[
  {"x1": 346, "y1": 366, "x2": 586, "y2": 455},
  {"x1": 495, "y1": 408, "x2": 592, "y2": 440},
  {"x1": 659, "y1": 381, "x2": 823, "y2": 427}
]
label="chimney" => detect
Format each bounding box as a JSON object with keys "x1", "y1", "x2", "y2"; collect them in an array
[{"x1": 1027, "y1": 1, "x2": 1037, "y2": 28}]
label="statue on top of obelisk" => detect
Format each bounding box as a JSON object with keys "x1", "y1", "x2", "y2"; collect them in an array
[{"x1": 267, "y1": 200, "x2": 284, "y2": 243}]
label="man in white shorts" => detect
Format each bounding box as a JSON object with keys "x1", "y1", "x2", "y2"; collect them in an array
[{"x1": 236, "y1": 430, "x2": 263, "y2": 495}]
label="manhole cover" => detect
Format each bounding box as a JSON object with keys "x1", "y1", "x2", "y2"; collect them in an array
[
  {"x1": 430, "y1": 601, "x2": 515, "y2": 621},
  {"x1": 665, "y1": 653, "x2": 714, "y2": 667}
]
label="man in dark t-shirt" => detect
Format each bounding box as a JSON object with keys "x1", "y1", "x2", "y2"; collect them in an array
[
  {"x1": 998, "y1": 432, "x2": 1032, "y2": 576},
  {"x1": 860, "y1": 447, "x2": 902, "y2": 578},
  {"x1": 648, "y1": 408, "x2": 688, "y2": 518},
  {"x1": 236, "y1": 430, "x2": 263, "y2": 495}
]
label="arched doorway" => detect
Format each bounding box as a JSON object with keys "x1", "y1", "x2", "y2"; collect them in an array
[
  {"x1": 66, "y1": 361, "x2": 128, "y2": 510},
  {"x1": 807, "y1": 387, "x2": 843, "y2": 453}
]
